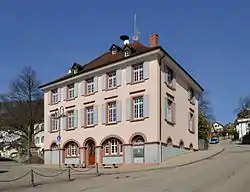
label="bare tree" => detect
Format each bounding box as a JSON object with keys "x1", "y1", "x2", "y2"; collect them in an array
[{"x1": 0, "y1": 66, "x2": 43, "y2": 162}]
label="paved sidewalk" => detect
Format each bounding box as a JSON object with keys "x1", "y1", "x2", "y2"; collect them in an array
[
  {"x1": 98, "y1": 143, "x2": 225, "y2": 174},
  {"x1": 27, "y1": 143, "x2": 225, "y2": 175}
]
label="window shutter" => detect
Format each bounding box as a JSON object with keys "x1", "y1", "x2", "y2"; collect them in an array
[
  {"x1": 47, "y1": 91, "x2": 51, "y2": 105},
  {"x1": 164, "y1": 97, "x2": 168, "y2": 120},
  {"x1": 74, "y1": 109, "x2": 78, "y2": 128},
  {"x1": 173, "y1": 72, "x2": 176, "y2": 89},
  {"x1": 164, "y1": 70, "x2": 168, "y2": 84},
  {"x1": 126, "y1": 66, "x2": 132, "y2": 84},
  {"x1": 81, "y1": 81, "x2": 86, "y2": 95},
  {"x1": 61, "y1": 116, "x2": 66, "y2": 130},
  {"x1": 57, "y1": 88, "x2": 61, "y2": 102},
  {"x1": 80, "y1": 108, "x2": 85, "y2": 127},
  {"x1": 63, "y1": 86, "x2": 67, "y2": 100},
  {"x1": 143, "y1": 95, "x2": 149, "y2": 118},
  {"x1": 47, "y1": 115, "x2": 51, "y2": 132},
  {"x1": 116, "y1": 69, "x2": 122, "y2": 87},
  {"x1": 173, "y1": 103, "x2": 176, "y2": 124},
  {"x1": 116, "y1": 100, "x2": 122, "y2": 122},
  {"x1": 94, "y1": 105, "x2": 98, "y2": 125},
  {"x1": 102, "y1": 103, "x2": 107, "y2": 124},
  {"x1": 102, "y1": 74, "x2": 107, "y2": 91},
  {"x1": 74, "y1": 83, "x2": 78, "y2": 98},
  {"x1": 94, "y1": 76, "x2": 98, "y2": 92},
  {"x1": 126, "y1": 98, "x2": 131, "y2": 121},
  {"x1": 143, "y1": 62, "x2": 149, "y2": 80}
]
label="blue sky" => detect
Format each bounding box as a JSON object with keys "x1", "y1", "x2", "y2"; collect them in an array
[{"x1": 0, "y1": 0, "x2": 249, "y2": 124}]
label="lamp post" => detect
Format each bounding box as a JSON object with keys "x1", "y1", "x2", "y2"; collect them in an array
[{"x1": 55, "y1": 106, "x2": 66, "y2": 169}]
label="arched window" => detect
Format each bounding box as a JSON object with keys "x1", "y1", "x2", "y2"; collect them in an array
[
  {"x1": 41, "y1": 136, "x2": 44, "y2": 144},
  {"x1": 35, "y1": 137, "x2": 40, "y2": 144},
  {"x1": 64, "y1": 142, "x2": 79, "y2": 157},
  {"x1": 132, "y1": 135, "x2": 145, "y2": 145},
  {"x1": 103, "y1": 138, "x2": 123, "y2": 156},
  {"x1": 51, "y1": 143, "x2": 58, "y2": 150},
  {"x1": 179, "y1": 140, "x2": 184, "y2": 149},
  {"x1": 167, "y1": 137, "x2": 173, "y2": 147}
]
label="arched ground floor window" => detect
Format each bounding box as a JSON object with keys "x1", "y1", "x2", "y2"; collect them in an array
[{"x1": 103, "y1": 138, "x2": 123, "y2": 156}]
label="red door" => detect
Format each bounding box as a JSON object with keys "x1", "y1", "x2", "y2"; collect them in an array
[{"x1": 87, "y1": 141, "x2": 95, "y2": 165}]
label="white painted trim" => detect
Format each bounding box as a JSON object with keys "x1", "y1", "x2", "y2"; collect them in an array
[{"x1": 40, "y1": 49, "x2": 160, "y2": 90}]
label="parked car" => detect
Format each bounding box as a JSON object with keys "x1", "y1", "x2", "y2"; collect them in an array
[{"x1": 210, "y1": 137, "x2": 219, "y2": 144}]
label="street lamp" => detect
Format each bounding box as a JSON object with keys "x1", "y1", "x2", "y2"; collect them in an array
[{"x1": 55, "y1": 106, "x2": 66, "y2": 169}]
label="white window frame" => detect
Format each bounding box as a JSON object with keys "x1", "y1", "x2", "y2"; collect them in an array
[
  {"x1": 110, "y1": 139, "x2": 118, "y2": 155},
  {"x1": 107, "y1": 102, "x2": 117, "y2": 123},
  {"x1": 86, "y1": 78, "x2": 94, "y2": 94},
  {"x1": 189, "y1": 111, "x2": 195, "y2": 131},
  {"x1": 51, "y1": 89, "x2": 58, "y2": 104},
  {"x1": 51, "y1": 114, "x2": 58, "y2": 131},
  {"x1": 133, "y1": 96, "x2": 144, "y2": 119},
  {"x1": 86, "y1": 106, "x2": 94, "y2": 126},
  {"x1": 41, "y1": 136, "x2": 44, "y2": 144},
  {"x1": 189, "y1": 87, "x2": 195, "y2": 101},
  {"x1": 133, "y1": 64, "x2": 144, "y2": 82},
  {"x1": 107, "y1": 71, "x2": 117, "y2": 89},
  {"x1": 67, "y1": 110, "x2": 74, "y2": 129},
  {"x1": 35, "y1": 137, "x2": 39, "y2": 144},
  {"x1": 166, "y1": 66, "x2": 174, "y2": 86},
  {"x1": 167, "y1": 99, "x2": 174, "y2": 122},
  {"x1": 104, "y1": 143, "x2": 109, "y2": 155},
  {"x1": 71, "y1": 144, "x2": 77, "y2": 156},
  {"x1": 67, "y1": 84, "x2": 74, "y2": 99},
  {"x1": 124, "y1": 50, "x2": 130, "y2": 57}
]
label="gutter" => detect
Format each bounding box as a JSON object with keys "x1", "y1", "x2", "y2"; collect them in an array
[{"x1": 159, "y1": 55, "x2": 166, "y2": 163}]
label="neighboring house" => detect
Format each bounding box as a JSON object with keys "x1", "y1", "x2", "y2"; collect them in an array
[
  {"x1": 39, "y1": 33, "x2": 204, "y2": 167},
  {"x1": 212, "y1": 122, "x2": 224, "y2": 132},
  {"x1": 236, "y1": 108, "x2": 250, "y2": 141},
  {"x1": 0, "y1": 131, "x2": 20, "y2": 158},
  {"x1": 34, "y1": 122, "x2": 44, "y2": 156}
]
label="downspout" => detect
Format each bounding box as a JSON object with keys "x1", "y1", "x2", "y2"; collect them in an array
[{"x1": 159, "y1": 55, "x2": 166, "y2": 163}]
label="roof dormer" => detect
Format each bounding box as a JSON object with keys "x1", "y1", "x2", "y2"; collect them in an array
[
  {"x1": 69, "y1": 62, "x2": 83, "y2": 74},
  {"x1": 109, "y1": 44, "x2": 121, "y2": 55},
  {"x1": 122, "y1": 44, "x2": 135, "y2": 57}
]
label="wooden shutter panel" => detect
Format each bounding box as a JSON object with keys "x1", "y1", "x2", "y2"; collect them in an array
[
  {"x1": 126, "y1": 66, "x2": 132, "y2": 84},
  {"x1": 143, "y1": 95, "x2": 149, "y2": 118},
  {"x1": 74, "y1": 109, "x2": 78, "y2": 128},
  {"x1": 94, "y1": 76, "x2": 98, "y2": 92},
  {"x1": 74, "y1": 83, "x2": 78, "y2": 98},
  {"x1": 143, "y1": 62, "x2": 149, "y2": 80},
  {"x1": 102, "y1": 74, "x2": 107, "y2": 90},
  {"x1": 94, "y1": 105, "x2": 98, "y2": 125},
  {"x1": 102, "y1": 103, "x2": 107, "y2": 124},
  {"x1": 126, "y1": 98, "x2": 131, "y2": 121},
  {"x1": 116, "y1": 69, "x2": 122, "y2": 87},
  {"x1": 116, "y1": 100, "x2": 122, "y2": 122}
]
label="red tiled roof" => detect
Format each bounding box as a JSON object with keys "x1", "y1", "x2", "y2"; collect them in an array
[{"x1": 39, "y1": 42, "x2": 159, "y2": 88}]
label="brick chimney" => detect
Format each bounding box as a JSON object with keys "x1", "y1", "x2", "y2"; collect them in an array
[{"x1": 149, "y1": 33, "x2": 159, "y2": 47}]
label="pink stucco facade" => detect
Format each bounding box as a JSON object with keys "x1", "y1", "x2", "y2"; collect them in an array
[{"x1": 41, "y1": 39, "x2": 203, "y2": 166}]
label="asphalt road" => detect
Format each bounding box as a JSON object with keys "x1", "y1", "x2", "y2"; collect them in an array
[{"x1": 1, "y1": 141, "x2": 250, "y2": 192}]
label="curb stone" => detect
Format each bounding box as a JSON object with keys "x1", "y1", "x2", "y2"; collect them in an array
[{"x1": 101, "y1": 148, "x2": 225, "y2": 175}]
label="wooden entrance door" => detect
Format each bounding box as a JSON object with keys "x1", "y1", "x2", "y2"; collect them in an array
[{"x1": 87, "y1": 141, "x2": 95, "y2": 165}]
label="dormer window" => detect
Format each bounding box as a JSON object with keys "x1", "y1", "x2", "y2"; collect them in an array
[
  {"x1": 109, "y1": 44, "x2": 121, "y2": 55},
  {"x1": 73, "y1": 68, "x2": 78, "y2": 74},
  {"x1": 124, "y1": 50, "x2": 130, "y2": 57}
]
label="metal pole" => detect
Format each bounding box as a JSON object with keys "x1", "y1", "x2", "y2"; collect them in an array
[{"x1": 59, "y1": 117, "x2": 61, "y2": 169}]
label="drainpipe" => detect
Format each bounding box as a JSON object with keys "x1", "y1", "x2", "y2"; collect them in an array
[{"x1": 159, "y1": 55, "x2": 166, "y2": 163}]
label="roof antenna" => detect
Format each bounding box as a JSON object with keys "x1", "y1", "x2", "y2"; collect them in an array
[{"x1": 132, "y1": 13, "x2": 140, "y2": 42}]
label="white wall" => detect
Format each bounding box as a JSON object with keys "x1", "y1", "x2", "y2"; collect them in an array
[{"x1": 236, "y1": 118, "x2": 250, "y2": 140}]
